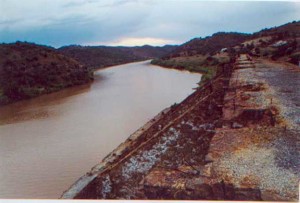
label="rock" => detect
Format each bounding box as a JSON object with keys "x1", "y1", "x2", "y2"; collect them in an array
[
  {"x1": 261, "y1": 190, "x2": 292, "y2": 201},
  {"x1": 202, "y1": 163, "x2": 213, "y2": 177},
  {"x1": 211, "y1": 182, "x2": 225, "y2": 199},
  {"x1": 232, "y1": 122, "x2": 243, "y2": 129},
  {"x1": 193, "y1": 184, "x2": 214, "y2": 199},
  {"x1": 204, "y1": 153, "x2": 214, "y2": 163},
  {"x1": 234, "y1": 188, "x2": 262, "y2": 201}
]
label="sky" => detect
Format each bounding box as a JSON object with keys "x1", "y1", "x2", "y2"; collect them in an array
[{"x1": 0, "y1": 0, "x2": 299, "y2": 48}]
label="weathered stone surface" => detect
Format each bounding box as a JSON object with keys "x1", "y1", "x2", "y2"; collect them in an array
[{"x1": 207, "y1": 56, "x2": 299, "y2": 201}]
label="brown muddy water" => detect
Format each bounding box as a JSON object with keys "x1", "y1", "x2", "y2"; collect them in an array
[{"x1": 0, "y1": 60, "x2": 200, "y2": 199}]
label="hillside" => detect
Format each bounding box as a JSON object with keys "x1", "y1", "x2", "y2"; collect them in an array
[
  {"x1": 165, "y1": 32, "x2": 250, "y2": 58},
  {"x1": 151, "y1": 32, "x2": 250, "y2": 84},
  {"x1": 59, "y1": 45, "x2": 176, "y2": 69},
  {"x1": 0, "y1": 42, "x2": 93, "y2": 105},
  {"x1": 247, "y1": 21, "x2": 300, "y2": 64},
  {"x1": 151, "y1": 32, "x2": 250, "y2": 74},
  {"x1": 151, "y1": 21, "x2": 300, "y2": 83},
  {"x1": 253, "y1": 21, "x2": 300, "y2": 38}
]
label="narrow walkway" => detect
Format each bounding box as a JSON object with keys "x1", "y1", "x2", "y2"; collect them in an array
[{"x1": 207, "y1": 55, "x2": 299, "y2": 201}]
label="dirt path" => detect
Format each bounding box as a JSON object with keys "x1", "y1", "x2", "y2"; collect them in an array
[{"x1": 207, "y1": 55, "x2": 299, "y2": 201}]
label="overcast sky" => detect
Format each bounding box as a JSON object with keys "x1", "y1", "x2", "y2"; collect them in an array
[{"x1": 0, "y1": 0, "x2": 299, "y2": 47}]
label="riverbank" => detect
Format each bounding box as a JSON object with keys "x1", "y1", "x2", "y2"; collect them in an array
[
  {"x1": 150, "y1": 53, "x2": 228, "y2": 85},
  {"x1": 61, "y1": 54, "x2": 299, "y2": 201}
]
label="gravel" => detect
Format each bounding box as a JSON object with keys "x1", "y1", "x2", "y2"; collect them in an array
[
  {"x1": 217, "y1": 146, "x2": 299, "y2": 199},
  {"x1": 255, "y1": 62, "x2": 300, "y2": 131}
]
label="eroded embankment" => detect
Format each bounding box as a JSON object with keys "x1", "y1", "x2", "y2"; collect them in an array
[{"x1": 61, "y1": 55, "x2": 299, "y2": 201}]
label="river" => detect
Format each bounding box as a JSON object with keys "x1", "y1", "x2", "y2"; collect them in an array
[{"x1": 0, "y1": 60, "x2": 200, "y2": 199}]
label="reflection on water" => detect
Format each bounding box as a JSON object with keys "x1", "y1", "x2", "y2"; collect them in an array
[
  {"x1": 0, "y1": 84, "x2": 91, "y2": 125},
  {"x1": 0, "y1": 61, "x2": 200, "y2": 198}
]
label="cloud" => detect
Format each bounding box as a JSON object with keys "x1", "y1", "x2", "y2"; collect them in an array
[
  {"x1": 62, "y1": 0, "x2": 101, "y2": 8},
  {"x1": 0, "y1": 0, "x2": 299, "y2": 47},
  {"x1": 86, "y1": 37, "x2": 178, "y2": 46}
]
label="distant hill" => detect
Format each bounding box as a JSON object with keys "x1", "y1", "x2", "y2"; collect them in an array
[
  {"x1": 253, "y1": 21, "x2": 300, "y2": 38},
  {"x1": 59, "y1": 45, "x2": 177, "y2": 69},
  {"x1": 164, "y1": 32, "x2": 250, "y2": 58},
  {"x1": 0, "y1": 42, "x2": 93, "y2": 105}
]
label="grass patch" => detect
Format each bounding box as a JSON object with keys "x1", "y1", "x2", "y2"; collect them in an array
[
  {"x1": 151, "y1": 56, "x2": 209, "y2": 74},
  {"x1": 151, "y1": 54, "x2": 229, "y2": 86}
]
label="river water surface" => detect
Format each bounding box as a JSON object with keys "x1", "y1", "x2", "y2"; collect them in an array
[{"x1": 0, "y1": 61, "x2": 200, "y2": 198}]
